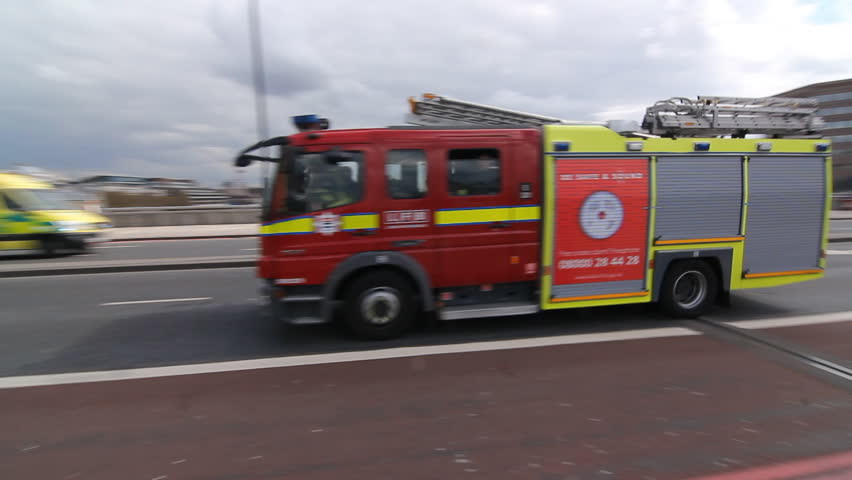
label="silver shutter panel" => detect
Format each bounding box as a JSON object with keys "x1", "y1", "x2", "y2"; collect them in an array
[
  {"x1": 743, "y1": 156, "x2": 825, "y2": 274},
  {"x1": 551, "y1": 280, "x2": 645, "y2": 299},
  {"x1": 655, "y1": 156, "x2": 744, "y2": 240}
]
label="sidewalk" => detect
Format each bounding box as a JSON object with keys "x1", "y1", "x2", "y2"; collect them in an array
[{"x1": 105, "y1": 224, "x2": 258, "y2": 241}]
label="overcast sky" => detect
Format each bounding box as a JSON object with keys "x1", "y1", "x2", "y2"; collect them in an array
[{"x1": 1, "y1": 0, "x2": 850, "y2": 187}]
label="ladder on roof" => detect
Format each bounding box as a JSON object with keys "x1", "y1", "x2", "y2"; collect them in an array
[
  {"x1": 405, "y1": 93, "x2": 598, "y2": 127},
  {"x1": 406, "y1": 93, "x2": 825, "y2": 138},
  {"x1": 642, "y1": 96, "x2": 825, "y2": 137}
]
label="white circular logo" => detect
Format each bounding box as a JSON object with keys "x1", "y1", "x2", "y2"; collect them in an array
[
  {"x1": 314, "y1": 212, "x2": 342, "y2": 236},
  {"x1": 579, "y1": 191, "x2": 624, "y2": 240}
]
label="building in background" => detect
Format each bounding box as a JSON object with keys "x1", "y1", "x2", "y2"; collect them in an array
[
  {"x1": 776, "y1": 78, "x2": 852, "y2": 197},
  {"x1": 75, "y1": 175, "x2": 231, "y2": 206}
]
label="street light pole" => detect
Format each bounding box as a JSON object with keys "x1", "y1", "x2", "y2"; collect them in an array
[{"x1": 247, "y1": 0, "x2": 270, "y2": 189}]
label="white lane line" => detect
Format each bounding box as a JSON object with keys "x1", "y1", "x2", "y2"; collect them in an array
[
  {"x1": 716, "y1": 311, "x2": 852, "y2": 330},
  {"x1": 827, "y1": 250, "x2": 852, "y2": 255},
  {"x1": 2, "y1": 266, "x2": 254, "y2": 280},
  {"x1": 240, "y1": 248, "x2": 258, "y2": 251},
  {"x1": 100, "y1": 297, "x2": 212, "y2": 306},
  {"x1": 0, "y1": 327, "x2": 698, "y2": 389},
  {"x1": 94, "y1": 245, "x2": 139, "y2": 249}
]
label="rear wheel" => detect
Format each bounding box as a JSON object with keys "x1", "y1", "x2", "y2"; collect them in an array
[
  {"x1": 658, "y1": 260, "x2": 718, "y2": 318},
  {"x1": 342, "y1": 270, "x2": 416, "y2": 340}
]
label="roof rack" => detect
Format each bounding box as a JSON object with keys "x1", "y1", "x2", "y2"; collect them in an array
[
  {"x1": 405, "y1": 93, "x2": 825, "y2": 138},
  {"x1": 642, "y1": 96, "x2": 825, "y2": 137},
  {"x1": 406, "y1": 93, "x2": 602, "y2": 128}
]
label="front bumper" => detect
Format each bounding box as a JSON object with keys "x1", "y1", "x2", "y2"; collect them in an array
[{"x1": 264, "y1": 283, "x2": 329, "y2": 325}]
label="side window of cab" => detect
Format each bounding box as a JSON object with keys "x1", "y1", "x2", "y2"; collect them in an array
[
  {"x1": 385, "y1": 149, "x2": 428, "y2": 199},
  {"x1": 447, "y1": 148, "x2": 501, "y2": 196}
]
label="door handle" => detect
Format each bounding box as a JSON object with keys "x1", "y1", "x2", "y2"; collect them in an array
[
  {"x1": 490, "y1": 221, "x2": 511, "y2": 229},
  {"x1": 393, "y1": 239, "x2": 425, "y2": 247},
  {"x1": 351, "y1": 230, "x2": 377, "y2": 236}
]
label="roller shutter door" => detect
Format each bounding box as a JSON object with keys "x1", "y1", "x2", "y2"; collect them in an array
[
  {"x1": 655, "y1": 156, "x2": 743, "y2": 240},
  {"x1": 743, "y1": 156, "x2": 825, "y2": 274}
]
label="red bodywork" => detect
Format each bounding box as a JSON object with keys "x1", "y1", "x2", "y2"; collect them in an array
[{"x1": 259, "y1": 128, "x2": 542, "y2": 292}]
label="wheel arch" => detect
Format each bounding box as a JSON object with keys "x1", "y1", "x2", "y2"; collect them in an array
[
  {"x1": 652, "y1": 248, "x2": 732, "y2": 302},
  {"x1": 322, "y1": 251, "x2": 434, "y2": 322}
]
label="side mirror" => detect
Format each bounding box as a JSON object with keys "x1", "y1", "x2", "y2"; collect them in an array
[
  {"x1": 233, "y1": 136, "x2": 291, "y2": 167},
  {"x1": 235, "y1": 154, "x2": 269, "y2": 167}
]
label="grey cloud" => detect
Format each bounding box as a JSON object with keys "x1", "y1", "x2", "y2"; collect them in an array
[
  {"x1": 212, "y1": 51, "x2": 330, "y2": 98},
  {"x1": 0, "y1": 0, "x2": 848, "y2": 187}
]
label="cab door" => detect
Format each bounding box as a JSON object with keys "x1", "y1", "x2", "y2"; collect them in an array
[
  {"x1": 373, "y1": 147, "x2": 436, "y2": 277},
  {"x1": 433, "y1": 138, "x2": 516, "y2": 287},
  {"x1": 260, "y1": 144, "x2": 378, "y2": 284}
]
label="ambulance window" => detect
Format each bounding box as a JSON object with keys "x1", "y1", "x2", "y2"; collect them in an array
[
  {"x1": 386, "y1": 149, "x2": 427, "y2": 199},
  {"x1": 448, "y1": 148, "x2": 501, "y2": 196},
  {"x1": 3, "y1": 193, "x2": 24, "y2": 211}
]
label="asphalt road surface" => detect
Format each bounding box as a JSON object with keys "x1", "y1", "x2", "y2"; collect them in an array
[
  {"x1": 0, "y1": 242, "x2": 848, "y2": 377},
  {"x1": 1, "y1": 243, "x2": 851, "y2": 479}
]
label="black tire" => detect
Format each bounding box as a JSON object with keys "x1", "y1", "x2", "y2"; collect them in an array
[
  {"x1": 39, "y1": 236, "x2": 63, "y2": 258},
  {"x1": 342, "y1": 270, "x2": 416, "y2": 340},
  {"x1": 658, "y1": 260, "x2": 718, "y2": 318}
]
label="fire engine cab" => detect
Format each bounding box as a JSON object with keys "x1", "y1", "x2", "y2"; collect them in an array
[{"x1": 234, "y1": 95, "x2": 832, "y2": 340}]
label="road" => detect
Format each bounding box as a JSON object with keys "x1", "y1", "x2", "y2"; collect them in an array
[
  {"x1": 0, "y1": 243, "x2": 851, "y2": 479},
  {"x1": 0, "y1": 242, "x2": 849, "y2": 377}
]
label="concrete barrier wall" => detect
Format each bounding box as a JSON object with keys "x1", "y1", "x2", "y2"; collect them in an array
[{"x1": 103, "y1": 206, "x2": 261, "y2": 227}]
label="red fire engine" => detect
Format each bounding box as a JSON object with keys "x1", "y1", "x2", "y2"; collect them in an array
[{"x1": 235, "y1": 95, "x2": 831, "y2": 339}]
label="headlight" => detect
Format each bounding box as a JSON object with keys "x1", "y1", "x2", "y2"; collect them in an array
[{"x1": 49, "y1": 220, "x2": 85, "y2": 232}]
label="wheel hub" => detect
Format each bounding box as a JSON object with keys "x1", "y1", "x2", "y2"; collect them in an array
[
  {"x1": 673, "y1": 270, "x2": 707, "y2": 309},
  {"x1": 361, "y1": 288, "x2": 401, "y2": 325}
]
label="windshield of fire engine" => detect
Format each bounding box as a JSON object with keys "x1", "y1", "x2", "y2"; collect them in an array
[{"x1": 274, "y1": 150, "x2": 363, "y2": 216}]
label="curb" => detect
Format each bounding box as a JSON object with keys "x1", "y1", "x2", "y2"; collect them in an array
[{"x1": 0, "y1": 260, "x2": 254, "y2": 278}]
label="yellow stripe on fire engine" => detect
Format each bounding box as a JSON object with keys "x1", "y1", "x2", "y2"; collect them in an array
[
  {"x1": 342, "y1": 213, "x2": 379, "y2": 231},
  {"x1": 513, "y1": 205, "x2": 541, "y2": 222},
  {"x1": 260, "y1": 216, "x2": 314, "y2": 236},
  {"x1": 435, "y1": 205, "x2": 540, "y2": 226}
]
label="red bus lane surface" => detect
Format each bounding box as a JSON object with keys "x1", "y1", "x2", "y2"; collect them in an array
[
  {"x1": 750, "y1": 320, "x2": 852, "y2": 368},
  {"x1": 2, "y1": 333, "x2": 852, "y2": 479},
  {"x1": 685, "y1": 450, "x2": 852, "y2": 479}
]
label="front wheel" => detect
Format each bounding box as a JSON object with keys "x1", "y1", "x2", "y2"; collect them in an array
[
  {"x1": 342, "y1": 270, "x2": 416, "y2": 340},
  {"x1": 658, "y1": 260, "x2": 718, "y2": 318},
  {"x1": 39, "y1": 236, "x2": 64, "y2": 258}
]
